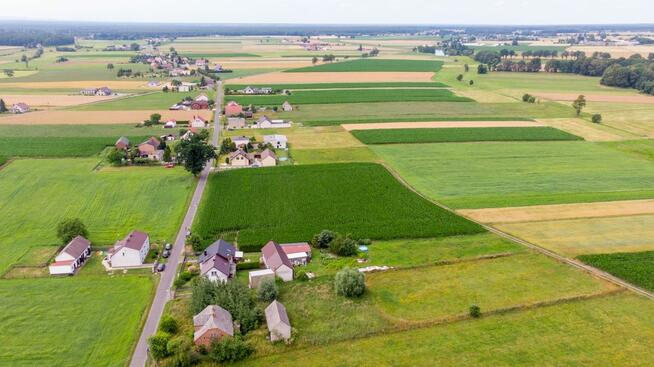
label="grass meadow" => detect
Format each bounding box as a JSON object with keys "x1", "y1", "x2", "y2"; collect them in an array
[
  {"x1": 0, "y1": 159, "x2": 195, "y2": 274},
  {"x1": 291, "y1": 147, "x2": 379, "y2": 165},
  {"x1": 579, "y1": 251, "x2": 654, "y2": 292},
  {"x1": 0, "y1": 136, "x2": 150, "y2": 157},
  {"x1": 351, "y1": 127, "x2": 581, "y2": 144},
  {"x1": 194, "y1": 163, "x2": 484, "y2": 251},
  {"x1": 286, "y1": 59, "x2": 443, "y2": 72},
  {"x1": 71, "y1": 91, "x2": 213, "y2": 111},
  {"x1": 226, "y1": 82, "x2": 449, "y2": 89},
  {"x1": 373, "y1": 141, "x2": 654, "y2": 208}
]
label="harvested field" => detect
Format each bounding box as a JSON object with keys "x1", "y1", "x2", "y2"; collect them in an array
[
  {"x1": 459, "y1": 199, "x2": 654, "y2": 224},
  {"x1": 286, "y1": 59, "x2": 443, "y2": 73},
  {"x1": 342, "y1": 120, "x2": 546, "y2": 131},
  {"x1": 537, "y1": 118, "x2": 632, "y2": 141},
  {"x1": 230, "y1": 72, "x2": 436, "y2": 84},
  {"x1": 0, "y1": 94, "x2": 121, "y2": 108},
  {"x1": 567, "y1": 45, "x2": 654, "y2": 58},
  {"x1": 0, "y1": 110, "x2": 212, "y2": 125},
  {"x1": 0, "y1": 80, "x2": 150, "y2": 90},
  {"x1": 535, "y1": 93, "x2": 654, "y2": 104},
  {"x1": 215, "y1": 60, "x2": 317, "y2": 69}
]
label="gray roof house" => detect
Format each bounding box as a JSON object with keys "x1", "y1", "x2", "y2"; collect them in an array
[
  {"x1": 265, "y1": 300, "x2": 292, "y2": 342},
  {"x1": 199, "y1": 239, "x2": 238, "y2": 282},
  {"x1": 193, "y1": 305, "x2": 234, "y2": 347}
]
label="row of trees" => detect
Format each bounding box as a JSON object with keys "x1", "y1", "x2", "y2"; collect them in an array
[
  {"x1": 493, "y1": 58, "x2": 542, "y2": 72},
  {"x1": 0, "y1": 30, "x2": 73, "y2": 47},
  {"x1": 601, "y1": 61, "x2": 654, "y2": 95}
]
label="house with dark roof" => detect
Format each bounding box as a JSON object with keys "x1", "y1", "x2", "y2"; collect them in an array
[
  {"x1": 193, "y1": 305, "x2": 234, "y2": 347},
  {"x1": 108, "y1": 230, "x2": 150, "y2": 267},
  {"x1": 48, "y1": 236, "x2": 92, "y2": 275},
  {"x1": 199, "y1": 239, "x2": 240, "y2": 282},
  {"x1": 115, "y1": 136, "x2": 130, "y2": 150},
  {"x1": 261, "y1": 241, "x2": 293, "y2": 281},
  {"x1": 265, "y1": 300, "x2": 291, "y2": 342}
]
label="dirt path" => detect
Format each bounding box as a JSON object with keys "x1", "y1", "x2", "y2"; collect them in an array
[{"x1": 342, "y1": 120, "x2": 546, "y2": 131}]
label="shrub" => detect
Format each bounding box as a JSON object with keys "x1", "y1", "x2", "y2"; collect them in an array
[
  {"x1": 334, "y1": 267, "x2": 366, "y2": 298},
  {"x1": 311, "y1": 230, "x2": 335, "y2": 248},
  {"x1": 165, "y1": 336, "x2": 198, "y2": 367},
  {"x1": 456, "y1": 74, "x2": 463, "y2": 81},
  {"x1": 236, "y1": 261, "x2": 260, "y2": 270},
  {"x1": 159, "y1": 315, "x2": 179, "y2": 334},
  {"x1": 295, "y1": 269, "x2": 309, "y2": 281},
  {"x1": 592, "y1": 114, "x2": 602, "y2": 124},
  {"x1": 477, "y1": 64, "x2": 488, "y2": 74},
  {"x1": 208, "y1": 337, "x2": 253, "y2": 363},
  {"x1": 329, "y1": 234, "x2": 359, "y2": 257},
  {"x1": 469, "y1": 80, "x2": 474, "y2": 86},
  {"x1": 148, "y1": 332, "x2": 171, "y2": 360},
  {"x1": 258, "y1": 279, "x2": 278, "y2": 302},
  {"x1": 522, "y1": 93, "x2": 532, "y2": 102},
  {"x1": 469, "y1": 304, "x2": 481, "y2": 318},
  {"x1": 187, "y1": 234, "x2": 202, "y2": 252},
  {"x1": 56, "y1": 218, "x2": 89, "y2": 244}
]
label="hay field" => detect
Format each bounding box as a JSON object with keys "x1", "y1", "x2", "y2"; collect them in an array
[
  {"x1": 567, "y1": 45, "x2": 654, "y2": 58},
  {"x1": 230, "y1": 71, "x2": 435, "y2": 84},
  {"x1": 536, "y1": 118, "x2": 634, "y2": 141},
  {"x1": 342, "y1": 120, "x2": 546, "y2": 131},
  {"x1": 535, "y1": 93, "x2": 654, "y2": 104},
  {"x1": 459, "y1": 199, "x2": 654, "y2": 224},
  {"x1": 0, "y1": 94, "x2": 121, "y2": 107},
  {"x1": 215, "y1": 59, "x2": 318, "y2": 69},
  {"x1": 585, "y1": 103, "x2": 654, "y2": 138},
  {"x1": 0, "y1": 110, "x2": 212, "y2": 124}
]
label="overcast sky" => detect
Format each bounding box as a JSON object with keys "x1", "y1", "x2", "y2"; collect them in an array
[{"x1": 3, "y1": 0, "x2": 653, "y2": 24}]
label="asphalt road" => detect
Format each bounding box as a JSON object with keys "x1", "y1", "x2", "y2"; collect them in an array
[{"x1": 130, "y1": 81, "x2": 223, "y2": 367}]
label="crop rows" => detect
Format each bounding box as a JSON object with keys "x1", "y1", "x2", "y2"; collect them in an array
[
  {"x1": 286, "y1": 59, "x2": 444, "y2": 73},
  {"x1": 351, "y1": 127, "x2": 582, "y2": 144}
]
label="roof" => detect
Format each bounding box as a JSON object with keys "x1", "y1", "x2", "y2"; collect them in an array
[
  {"x1": 229, "y1": 149, "x2": 249, "y2": 160},
  {"x1": 265, "y1": 300, "x2": 291, "y2": 332},
  {"x1": 281, "y1": 242, "x2": 311, "y2": 255},
  {"x1": 261, "y1": 241, "x2": 292, "y2": 271},
  {"x1": 232, "y1": 136, "x2": 250, "y2": 142},
  {"x1": 260, "y1": 149, "x2": 276, "y2": 160},
  {"x1": 199, "y1": 239, "x2": 236, "y2": 263},
  {"x1": 249, "y1": 269, "x2": 275, "y2": 277},
  {"x1": 264, "y1": 134, "x2": 288, "y2": 142},
  {"x1": 200, "y1": 254, "x2": 231, "y2": 277},
  {"x1": 257, "y1": 115, "x2": 272, "y2": 124},
  {"x1": 193, "y1": 115, "x2": 207, "y2": 122},
  {"x1": 116, "y1": 136, "x2": 129, "y2": 146},
  {"x1": 61, "y1": 236, "x2": 91, "y2": 259},
  {"x1": 227, "y1": 101, "x2": 241, "y2": 107},
  {"x1": 193, "y1": 305, "x2": 234, "y2": 341},
  {"x1": 114, "y1": 230, "x2": 149, "y2": 252},
  {"x1": 13, "y1": 103, "x2": 29, "y2": 110}
]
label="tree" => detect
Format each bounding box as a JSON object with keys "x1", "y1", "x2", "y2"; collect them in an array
[
  {"x1": 464, "y1": 64, "x2": 469, "y2": 72},
  {"x1": 107, "y1": 63, "x2": 114, "y2": 70},
  {"x1": 192, "y1": 278, "x2": 261, "y2": 334},
  {"x1": 469, "y1": 304, "x2": 481, "y2": 318},
  {"x1": 159, "y1": 315, "x2": 179, "y2": 334},
  {"x1": 149, "y1": 113, "x2": 162, "y2": 125},
  {"x1": 148, "y1": 332, "x2": 171, "y2": 360},
  {"x1": 163, "y1": 145, "x2": 172, "y2": 162},
  {"x1": 208, "y1": 337, "x2": 253, "y2": 363},
  {"x1": 130, "y1": 43, "x2": 141, "y2": 51},
  {"x1": 572, "y1": 95, "x2": 586, "y2": 116},
  {"x1": 591, "y1": 114, "x2": 602, "y2": 124},
  {"x1": 334, "y1": 267, "x2": 365, "y2": 298},
  {"x1": 162, "y1": 85, "x2": 169, "y2": 93},
  {"x1": 176, "y1": 135, "x2": 216, "y2": 176},
  {"x1": 3, "y1": 69, "x2": 13, "y2": 77},
  {"x1": 329, "y1": 234, "x2": 358, "y2": 256},
  {"x1": 469, "y1": 80, "x2": 474, "y2": 86},
  {"x1": 456, "y1": 74, "x2": 463, "y2": 82},
  {"x1": 56, "y1": 218, "x2": 89, "y2": 244},
  {"x1": 0, "y1": 98, "x2": 7, "y2": 113},
  {"x1": 220, "y1": 138, "x2": 237, "y2": 154},
  {"x1": 20, "y1": 54, "x2": 28, "y2": 67},
  {"x1": 311, "y1": 56, "x2": 318, "y2": 65},
  {"x1": 258, "y1": 279, "x2": 278, "y2": 302},
  {"x1": 311, "y1": 230, "x2": 335, "y2": 248},
  {"x1": 477, "y1": 64, "x2": 488, "y2": 74},
  {"x1": 187, "y1": 234, "x2": 203, "y2": 252},
  {"x1": 106, "y1": 147, "x2": 126, "y2": 165}
]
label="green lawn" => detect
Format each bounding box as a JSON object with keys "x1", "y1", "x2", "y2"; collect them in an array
[
  {"x1": 194, "y1": 163, "x2": 484, "y2": 251},
  {"x1": 286, "y1": 59, "x2": 443, "y2": 73},
  {"x1": 226, "y1": 82, "x2": 449, "y2": 89},
  {"x1": 351, "y1": 127, "x2": 581, "y2": 144},
  {"x1": 71, "y1": 91, "x2": 213, "y2": 111},
  {"x1": 0, "y1": 159, "x2": 195, "y2": 274},
  {"x1": 579, "y1": 251, "x2": 654, "y2": 292},
  {"x1": 373, "y1": 141, "x2": 654, "y2": 209},
  {"x1": 0, "y1": 276, "x2": 153, "y2": 367},
  {"x1": 237, "y1": 293, "x2": 654, "y2": 366}
]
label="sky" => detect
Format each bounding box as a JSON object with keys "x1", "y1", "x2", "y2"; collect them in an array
[{"x1": 3, "y1": 0, "x2": 653, "y2": 25}]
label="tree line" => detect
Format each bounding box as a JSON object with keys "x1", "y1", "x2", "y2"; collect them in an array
[{"x1": 0, "y1": 30, "x2": 73, "y2": 47}]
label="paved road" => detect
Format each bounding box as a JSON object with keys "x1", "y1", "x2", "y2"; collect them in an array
[{"x1": 130, "y1": 81, "x2": 223, "y2": 367}]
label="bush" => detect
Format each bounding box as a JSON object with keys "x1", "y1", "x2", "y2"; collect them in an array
[
  {"x1": 295, "y1": 269, "x2": 309, "y2": 281},
  {"x1": 165, "y1": 336, "x2": 198, "y2": 367},
  {"x1": 159, "y1": 315, "x2": 179, "y2": 334},
  {"x1": 477, "y1": 64, "x2": 488, "y2": 74},
  {"x1": 56, "y1": 218, "x2": 89, "y2": 244},
  {"x1": 237, "y1": 261, "x2": 261, "y2": 270},
  {"x1": 208, "y1": 337, "x2": 253, "y2": 363},
  {"x1": 334, "y1": 267, "x2": 366, "y2": 298},
  {"x1": 311, "y1": 230, "x2": 335, "y2": 249},
  {"x1": 258, "y1": 279, "x2": 278, "y2": 302},
  {"x1": 187, "y1": 234, "x2": 203, "y2": 252},
  {"x1": 592, "y1": 114, "x2": 602, "y2": 124},
  {"x1": 329, "y1": 234, "x2": 358, "y2": 257},
  {"x1": 522, "y1": 93, "x2": 532, "y2": 102},
  {"x1": 469, "y1": 304, "x2": 481, "y2": 318},
  {"x1": 148, "y1": 332, "x2": 171, "y2": 360}
]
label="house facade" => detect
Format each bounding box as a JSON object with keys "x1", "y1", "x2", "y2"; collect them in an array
[
  {"x1": 115, "y1": 136, "x2": 130, "y2": 150},
  {"x1": 48, "y1": 236, "x2": 92, "y2": 275},
  {"x1": 282, "y1": 101, "x2": 293, "y2": 112},
  {"x1": 191, "y1": 116, "x2": 208, "y2": 128},
  {"x1": 261, "y1": 241, "x2": 294, "y2": 281},
  {"x1": 108, "y1": 231, "x2": 150, "y2": 268},
  {"x1": 138, "y1": 137, "x2": 163, "y2": 160},
  {"x1": 263, "y1": 134, "x2": 288, "y2": 150},
  {"x1": 248, "y1": 269, "x2": 275, "y2": 289},
  {"x1": 11, "y1": 103, "x2": 30, "y2": 114},
  {"x1": 199, "y1": 239, "x2": 239, "y2": 282},
  {"x1": 280, "y1": 242, "x2": 312, "y2": 266},
  {"x1": 231, "y1": 136, "x2": 251, "y2": 148},
  {"x1": 227, "y1": 117, "x2": 246, "y2": 130}
]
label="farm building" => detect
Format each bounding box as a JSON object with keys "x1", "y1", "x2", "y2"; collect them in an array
[
  {"x1": 193, "y1": 305, "x2": 234, "y2": 347},
  {"x1": 231, "y1": 136, "x2": 251, "y2": 148},
  {"x1": 96, "y1": 87, "x2": 113, "y2": 96},
  {"x1": 199, "y1": 239, "x2": 240, "y2": 282},
  {"x1": 242, "y1": 86, "x2": 273, "y2": 95},
  {"x1": 164, "y1": 119, "x2": 177, "y2": 128},
  {"x1": 48, "y1": 236, "x2": 92, "y2": 276},
  {"x1": 190, "y1": 101, "x2": 210, "y2": 110},
  {"x1": 282, "y1": 101, "x2": 293, "y2": 112},
  {"x1": 115, "y1": 136, "x2": 130, "y2": 150},
  {"x1": 265, "y1": 300, "x2": 292, "y2": 342},
  {"x1": 261, "y1": 241, "x2": 293, "y2": 282},
  {"x1": 253, "y1": 116, "x2": 291, "y2": 129},
  {"x1": 191, "y1": 115, "x2": 208, "y2": 128},
  {"x1": 263, "y1": 134, "x2": 288, "y2": 150},
  {"x1": 138, "y1": 137, "x2": 163, "y2": 161},
  {"x1": 249, "y1": 269, "x2": 275, "y2": 289},
  {"x1": 80, "y1": 88, "x2": 98, "y2": 96},
  {"x1": 280, "y1": 242, "x2": 312, "y2": 266},
  {"x1": 225, "y1": 101, "x2": 243, "y2": 116},
  {"x1": 107, "y1": 230, "x2": 150, "y2": 268},
  {"x1": 11, "y1": 103, "x2": 30, "y2": 114},
  {"x1": 227, "y1": 117, "x2": 246, "y2": 130}
]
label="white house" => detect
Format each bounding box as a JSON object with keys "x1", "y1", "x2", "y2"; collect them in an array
[
  {"x1": 248, "y1": 269, "x2": 275, "y2": 289},
  {"x1": 282, "y1": 101, "x2": 293, "y2": 112},
  {"x1": 261, "y1": 241, "x2": 293, "y2": 282},
  {"x1": 231, "y1": 136, "x2": 251, "y2": 148},
  {"x1": 195, "y1": 94, "x2": 210, "y2": 103},
  {"x1": 263, "y1": 135, "x2": 288, "y2": 150},
  {"x1": 265, "y1": 300, "x2": 292, "y2": 342},
  {"x1": 11, "y1": 103, "x2": 30, "y2": 114},
  {"x1": 164, "y1": 119, "x2": 177, "y2": 128},
  {"x1": 199, "y1": 239, "x2": 238, "y2": 282},
  {"x1": 108, "y1": 231, "x2": 150, "y2": 268},
  {"x1": 48, "y1": 236, "x2": 92, "y2": 275},
  {"x1": 191, "y1": 116, "x2": 208, "y2": 128}
]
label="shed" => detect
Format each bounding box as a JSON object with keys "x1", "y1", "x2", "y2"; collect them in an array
[
  {"x1": 248, "y1": 269, "x2": 275, "y2": 289},
  {"x1": 265, "y1": 300, "x2": 291, "y2": 342}
]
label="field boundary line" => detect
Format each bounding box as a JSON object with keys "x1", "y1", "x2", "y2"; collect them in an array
[{"x1": 379, "y1": 162, "x2": 654, "y2": 301}]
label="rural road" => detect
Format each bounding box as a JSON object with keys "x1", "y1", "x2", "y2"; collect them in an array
[{"x1": 130, "y1": 81, "x2": 223, "y2": 367}]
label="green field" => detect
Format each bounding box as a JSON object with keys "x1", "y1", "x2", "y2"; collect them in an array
[
  {"x1": 286, "y1": 59, "x2": 444, "y2": 73},
  {"x1": 226, "y1": 82, "x2": 449, "y2": 89},
  {"x1": 238, "y1": 293, "x2": 654, "y2": 366},
  {"x1": 373, "y1": 141, "x2": 654, "y2": 208},
  {"x1": 0, "y1": 136, "x2": 150, "y2": 157},
  {"x1": 579, "y1": 251, "x2": 654, "y2": 292},
  {"x1": 469, "y1": 45, "x2": 568, "y2": 53},
  {"x1": 0, "y1": 159, "x2": 195, "y2": 274},
  {"x1": 0, "y1": 276, "x2": 153, "y2": 367},
  {"x1": 194, "y1": 163, "x2": 484, "y2": 251},
  {"x1": 183, "y1": 52, "x2": 259, "y2": 58},
  {"x1": 351, "y1": 127, "x2": 582, "y2": 144},
  {"x1": 229, "y1": 88, "x2": 471, "y2": 105},
  {"x1": 71, "y1": 91, "x2": 213, "y2": 111},
  {"x1": 0, "y1": 123, "x2": 168, "y2": 138},
  {"x1": 292, "y1": 147, "x2": 379, "y2": 165}
]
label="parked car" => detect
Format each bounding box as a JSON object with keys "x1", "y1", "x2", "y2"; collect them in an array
[
  {"x1": 162, "y1": 250, "x2": 170, "y2": 258},
  {"x1": 157, "y1": 263, "x2": 166, "y2": 272},
  {"x1": 165, "y1": 243, "x2": 172, "y2": 251}
]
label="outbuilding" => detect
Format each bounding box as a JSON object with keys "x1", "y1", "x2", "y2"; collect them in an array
[
  {"x1": 48, "y1": 236, "x2": 92, "y2": 275},
  {"x1": 265, "y1": 300, "x2": 291, "y2": 342},
  {"x1": 248, "y1": 269, "x2": 275, "y2": 289},
  {"x1": 261, "y1": 241, "x2": 293, "y2": 281}
]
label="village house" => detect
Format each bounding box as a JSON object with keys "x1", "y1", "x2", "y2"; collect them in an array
[
  {"x1": 107, "y1": 230, "x2": 150, "y2": 268},
  {"x1": 191, "y1": 115, "x2": 208, "y2": 128},
  {"x1": 263, "y1": 134, "x2": 288, "y2": 150},
  {"x1": 195, "y1": 58, "x2": 208, "y2": 67},
  {"x1": 195, "y1": 94, "x2": 210, "y2": 103},
  {"x1": 164, "y1": 119, "x2": 177, "y2": 128},
  {"x1": 261, "y1": 241, "x2": 293, "y2": 282},
  {"x1": 242, "y1": 86, "x2": 274, "y2": 95},
  {"x1": 225, "y1": 101, "x2": 243, "y2": 117},
  {"x1": 190, "y1": 100, "x2": 209, "y2": 110},
  {"x1": 138, "y1": 137, "x2": 163, "y2": 161},
  {"x1": 282, "y1": 101, "x2": 293, "y2": 112},
  {"x1": 193, "y1": 305, "x2": 234, "y2": 348},
  {"x1": 115, "y1": 136, "x2": 130, "y2": 150},
  {"x1": 48, "y1": 236, "x2": 92, "y2": 276},
  {"x1": 96, "y1": 87, "x2": 113, "y2": 96},
  {"x1": 258, "y1": 149, "x2": 277, "y2": 167},
  {"x1": 248, "y1": 269, "x2": 275, "y2": 289},
  {"x1": 227, "y1": 117, "x2": 246, "y2": 130},
  {"x1": 11, "y1": 102, "x2": 30, "y2": 114},
  {"x1": 80, "y1": 88, "x2": 98, "y2": 96},
  {"x1": 160, "y1": 133, "x2": 176, "y2": 142},
  {"x1": 199, "y1": 239, "x2": 241, "y2": 282},
  {"x1": 181, "y1": 127, "x2": 197, "y2": 141},
  {"x1": 253, "y1": 115, "x2": 291, "y2": 129},
  {"x1": 265, "y1": 300, "x2": 292, "y2": 342},
  {"x1": 228, "y1": 149, "x2": 251, "y2": 167},
  {"x1": 231, "y1": 136, "x2": 251, "y2": 148},
  {"x1": 280, "y1": 242, "x2": 312, "y2": 266}
]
